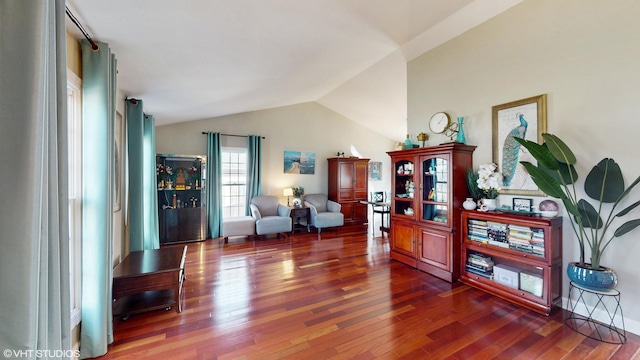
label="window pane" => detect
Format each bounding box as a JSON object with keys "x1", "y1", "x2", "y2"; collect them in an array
[{"x1": 221, "y1": 147, "x2": 248, "y2": 217}]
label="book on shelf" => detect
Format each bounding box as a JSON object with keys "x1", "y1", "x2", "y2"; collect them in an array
[
  {"x1": 465, "y1": 265, "x2": 493, "y2": 279},
  {"x1": 488, "y1": 239, "x2": 509, "y2": 248}
]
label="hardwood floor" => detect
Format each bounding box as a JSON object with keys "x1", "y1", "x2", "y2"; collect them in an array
[{"x1": 102, "y1": 229, "x2": 640, "y2": 359}]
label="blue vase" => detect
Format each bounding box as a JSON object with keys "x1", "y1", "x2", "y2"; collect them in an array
[
  {"x1": 456, "y1": 117, "x2": 466, "y2": 144},
  {"x1": 567, "y1": 262, "x2": 618, "y2": 291},
  {"x1": 404, "y1": 134, "x2": 413, "y2": 149}
]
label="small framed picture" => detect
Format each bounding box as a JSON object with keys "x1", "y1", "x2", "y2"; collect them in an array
[{"x1": 512, "y1": 197, "x2": 533, "y2": 212}]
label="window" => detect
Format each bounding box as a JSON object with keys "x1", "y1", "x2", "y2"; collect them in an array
[
  {"x1": 67, "y1": 71, "x2": 82, "y2": 327},
  {"x1": 221, "y1": 147, "x2": 247, "y2": 217}
]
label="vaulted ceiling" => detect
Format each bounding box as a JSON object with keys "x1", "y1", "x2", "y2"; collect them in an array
[{"x1": 66, "y1": 0, "x2": 523, "y2": 141}]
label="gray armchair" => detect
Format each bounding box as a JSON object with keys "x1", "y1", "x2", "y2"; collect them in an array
[
  {"x1": 303, "y1": 194, "x2": 344, "y2": 233},
  {"x1": 250, "y1": 196, "x2": 292, "y2": 236}
]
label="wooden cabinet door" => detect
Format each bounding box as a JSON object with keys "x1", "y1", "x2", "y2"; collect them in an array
[
  {"x1": 417, "y1": 226, "x2": 452, "y2": 272},
  {"x1": 354, "y1": 160, "x2": 368, "y2": 200},
  {"x1": 391, "y1": 221, "x2": 415, "y2": 258},
  {"x1": 337, "y1": 161, "x2": 355, "y2": 201}
]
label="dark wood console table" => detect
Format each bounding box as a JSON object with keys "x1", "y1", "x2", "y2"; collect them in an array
[{"x1": 112, "y1": 245, "x2": 187, "y2": 319}]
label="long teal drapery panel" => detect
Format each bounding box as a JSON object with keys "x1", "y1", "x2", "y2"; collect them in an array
[
  {"x1": 206, "y1": 133, "x2": 222, "y2": 238},
  {"x1": 0, "y1": 1, "x2": 72, "y2": 356},
  {"x1": 126, "y1": 100, "x2": 160, "y2": 252},
  {"x1": 80, "y1": 39, "x2": 117, "y2": 358},
  {"x1": 246, "y1": 135, "x2": 263, "y2": 214}
]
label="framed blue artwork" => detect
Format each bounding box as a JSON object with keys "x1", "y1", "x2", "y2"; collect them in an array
[
  {"x1": 284, "y1": 150, "x2": 315, "y2": 174},
  {"x1": 369, "y1": 161, "x2": 382, "y2": 180}
]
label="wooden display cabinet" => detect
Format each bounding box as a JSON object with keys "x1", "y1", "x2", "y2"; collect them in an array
[
  {"x1": 460, "y1": 209, "x2": 563, "y2": 315},
  {"x1": 157, "y1": 155, "x2": 205, "y2": 244},
  {"x1": 387, "y1": 143, "x2": 475, "y2": 282},
  {"x1": 328, "y1": 157, "x2": 369, "y2": 228}
]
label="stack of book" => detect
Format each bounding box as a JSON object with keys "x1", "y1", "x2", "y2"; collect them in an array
[
  {"x1": 467, "y1": 219, "x2": 488, "y2": 242},
  {"x1": 530, "y1": 228, "x2": 545, "y2": 257},
  {"x1": 465, "y1": 252, "x2": 494, "y2": 279},
  {"x1": 487, "y1": 221, "x2": 508, "y2": 248},
  {"x1": 507, "y1": 224, "x2": 534, "y2": 253}
]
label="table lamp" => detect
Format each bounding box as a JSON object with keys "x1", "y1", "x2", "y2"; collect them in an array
[{"x1": 283, "y1": 188, "x2": 293, "y2": 206}]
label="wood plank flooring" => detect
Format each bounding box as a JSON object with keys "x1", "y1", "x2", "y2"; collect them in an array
[{"x1": 101, "y1": 229, "x2": 640, "y2": 359}]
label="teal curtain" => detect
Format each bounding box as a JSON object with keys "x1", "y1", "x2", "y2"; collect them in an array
[
  {"x1": 79, "y1": 39, "x2": 117, "y2": 358},
  {"x1": 126, "y1": 100, "x2": 160, "y2": 251},
  {"x1": 246, "y1": 135, "x2": 263, "y2": 214},
  {"x1": 0, "y1": 1, "x2": 72, "y2": 356},
  {"x1": 206, "y1": 133, "x2": 222, "y2": 238}
]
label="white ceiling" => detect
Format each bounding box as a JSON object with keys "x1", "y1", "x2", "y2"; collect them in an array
[{"x1": 65, "y1": 0, "x2": 523, "y2": 141}]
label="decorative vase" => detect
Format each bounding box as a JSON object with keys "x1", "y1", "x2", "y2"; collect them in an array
[
  {"x1": 455, "y1": 117, "x2": 467, "y2": 144},
  {"x1": 567, "y1": 262, "x2": 618, "y2": 291},
  {"x1": 480, "y1": 198, "x2": 497, "y2": 211},
  {"x1": 404, "y1": 134, "x2": 414, "y2": 149},
  {"x1": 463, "y1": 198, "x2": 477, "y2": 210}
]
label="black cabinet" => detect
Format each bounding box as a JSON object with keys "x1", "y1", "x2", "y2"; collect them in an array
[{"x1": 156, "y1": 155, "x2": 205, "y2": 244}]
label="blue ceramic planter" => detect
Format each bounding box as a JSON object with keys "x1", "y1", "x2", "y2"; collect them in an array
[{"x1": 567, "y1": 262, "x2": 618, "y2": 291}]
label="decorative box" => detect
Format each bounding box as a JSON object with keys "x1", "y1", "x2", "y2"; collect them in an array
[
  {"x1": 519, "y1": 272, "x2": 543, "y2": 297},
  {"x1": 493, "y1": 264, "x2": 520, "y2": 289}
]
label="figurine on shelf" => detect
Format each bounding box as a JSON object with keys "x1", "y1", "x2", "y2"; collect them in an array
[
  {"x1": 166, "y1": 179, "x2": 173, "y2": 190},
  {"x1": 158, "y1": 179, "x2": 165, "y2": 190}
]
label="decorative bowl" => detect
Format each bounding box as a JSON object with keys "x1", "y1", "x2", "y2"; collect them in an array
[{"x1": 539, "y1": 210, "x2": 558, "y2": 218}]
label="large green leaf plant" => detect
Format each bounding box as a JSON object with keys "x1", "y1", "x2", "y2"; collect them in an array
[{"x1": 515, "y1": 134, "x2": 640, "y2": 270}]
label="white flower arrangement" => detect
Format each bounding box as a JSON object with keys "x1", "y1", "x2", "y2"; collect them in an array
[{"x1": 476, "y1": 163, "x2": 501, "y2": 199}]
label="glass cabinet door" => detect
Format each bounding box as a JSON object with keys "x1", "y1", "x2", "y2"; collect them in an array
[
  {"x1": 393, "y1": 159, "x2": 415, "y2": 218},
  {"x1": 421, "y1": 155, "x2": 449, "y2": 225}
]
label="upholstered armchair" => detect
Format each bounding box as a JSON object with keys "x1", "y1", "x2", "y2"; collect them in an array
[
  {"x1": 303, "y1": 194, "x2": 344, "y2": 233},
  {"x1": 250, "y1": 196, "x2": 292, "y2": 236}
]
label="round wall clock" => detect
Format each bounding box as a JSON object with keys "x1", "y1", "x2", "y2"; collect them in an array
[{"x1": 429, "y1": 112, "x2": 451, "y2": 134}]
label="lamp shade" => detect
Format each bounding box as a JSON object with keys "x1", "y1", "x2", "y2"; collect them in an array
[{"x1": 283, "y1": 188, "x2": 293, "y2": 197}]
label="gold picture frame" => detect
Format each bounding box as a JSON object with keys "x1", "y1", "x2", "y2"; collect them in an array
[{"x1": 492, "y1": 94, "x2": 547, "y2": 196}]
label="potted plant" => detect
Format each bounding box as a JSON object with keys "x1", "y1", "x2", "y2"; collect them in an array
[
  {"x1": 515, "y1": 134, "x2": 640, "y2": 290},
  {"x1": 291, "y1": 186, "x2": 304, "y2": 207},
  {"x1": 476, "y1": 163, "x2": 502, "y2": 211}
]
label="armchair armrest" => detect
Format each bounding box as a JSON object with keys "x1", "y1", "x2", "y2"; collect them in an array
[
  {"x1": 277, "y1": 203, "x2": 291, "y2": 217},
  {"x1": 304, "y1": 201, "x2": 318, "y2": 217},
  {"x1": 250, "y1": 204, "x2": 262, "y2": 220},
  {"x1": 327, "y1": 200, "x2": 341, "y2": 213}
]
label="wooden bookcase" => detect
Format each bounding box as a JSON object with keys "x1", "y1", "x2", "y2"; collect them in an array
[{"x1": 460, "y1": 209, "x2": 563, "y2": 315}]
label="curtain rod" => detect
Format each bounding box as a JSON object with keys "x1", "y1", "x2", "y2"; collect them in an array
[
  {"x1": 65, "y1": 6, "x2": 99, "y2": 51},
  {"x1": 201, "y1": 132, "x2": 265, "y2": 139}
]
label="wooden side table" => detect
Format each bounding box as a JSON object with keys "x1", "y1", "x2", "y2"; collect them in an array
[{"x1": 290, "y1": 206, "x2": 310, "y2": 233}]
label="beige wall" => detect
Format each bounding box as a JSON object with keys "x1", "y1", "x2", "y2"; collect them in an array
[
  {"x1": 408, "y1": 0, "x2": 640, "y2": 333},
  {"x1": 156, "y1": 102, "x2": 395, "y2": 203},
  {"x1": 65, "y1": 31, "x2": 81, "y2": 77}
]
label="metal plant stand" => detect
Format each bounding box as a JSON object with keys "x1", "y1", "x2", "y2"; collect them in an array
[{"x1": 565, "y1": 281, "x2": 626, "y2": 344}]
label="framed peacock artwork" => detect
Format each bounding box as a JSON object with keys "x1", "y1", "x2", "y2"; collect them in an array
[{"x1": 492, "y1": 94, "x2": 547, "y2": 196}]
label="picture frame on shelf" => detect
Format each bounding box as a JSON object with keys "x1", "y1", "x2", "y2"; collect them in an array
[
  {"x1": 512, "y1": 197, "x2": 533, "y2": 212},
  {"x1": 492, "y1": 94, "x2": 546, "y2": 196}
]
